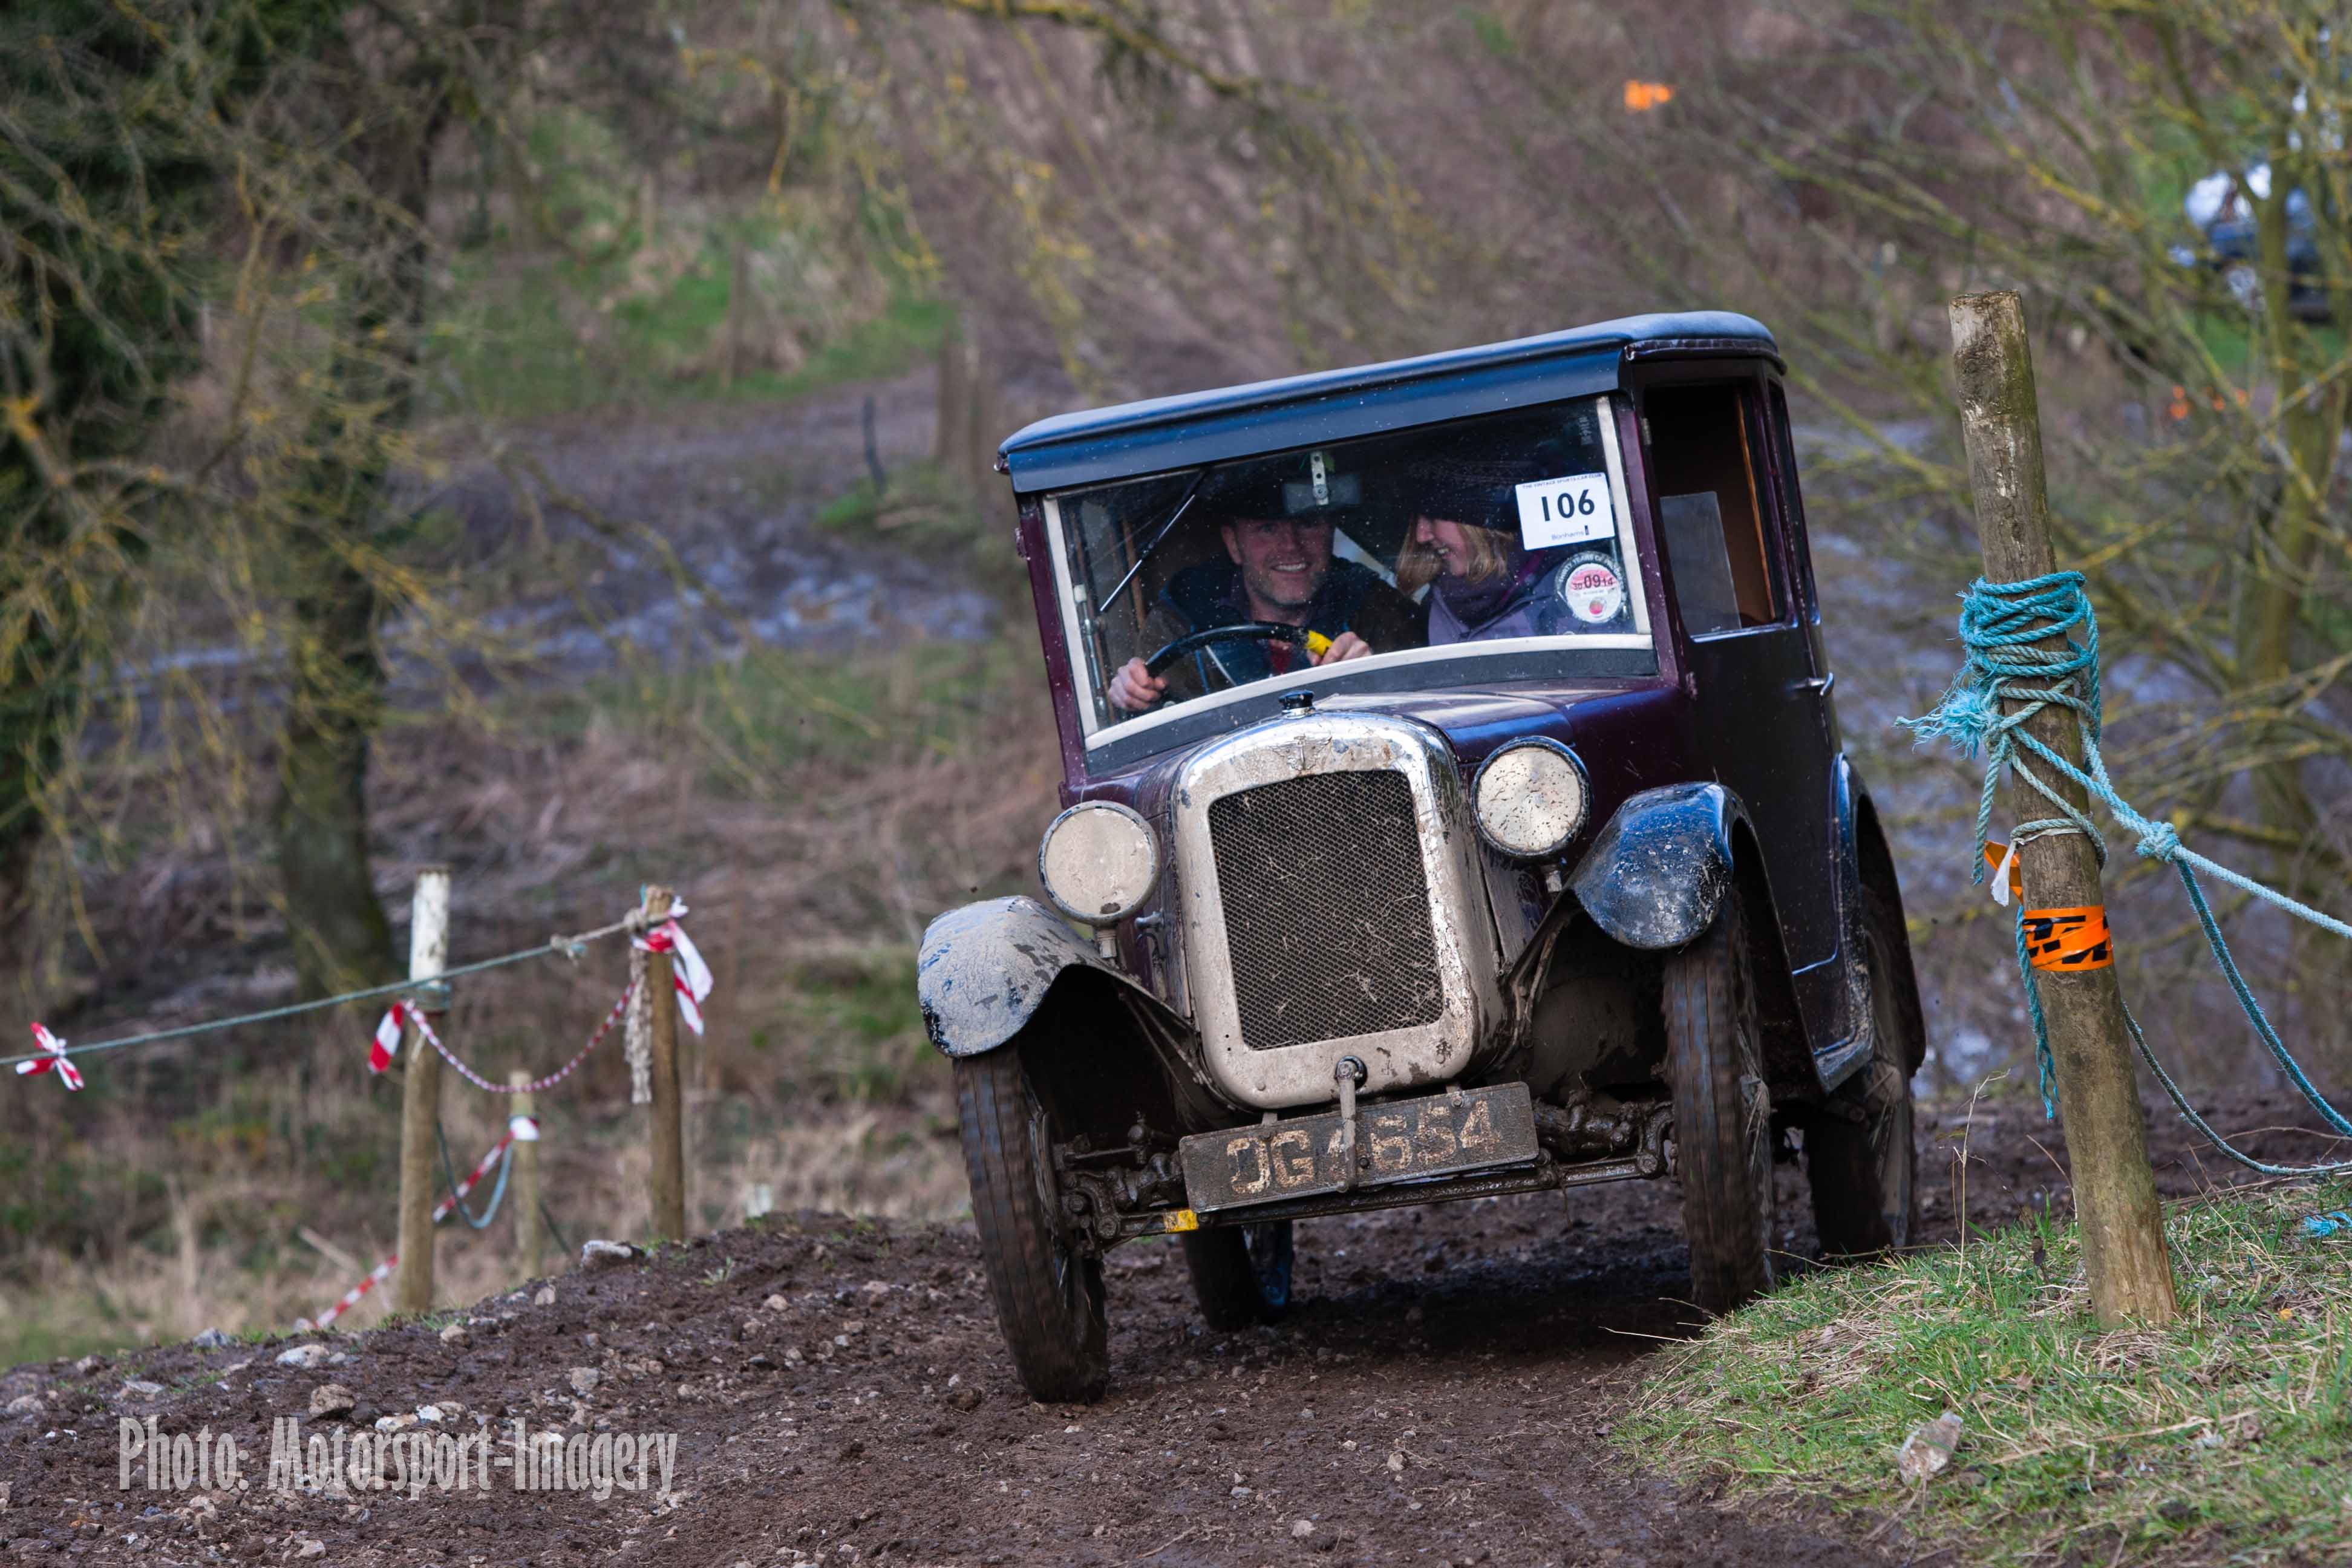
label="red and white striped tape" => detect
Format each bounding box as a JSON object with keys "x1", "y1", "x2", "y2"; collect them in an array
[
  {"x1": 633, "y1": 918, "x2": 712, "y2": 1036},
  {"x1": 316, "y1": 1256, "x2": 396, "y2": 1327},
  {"x1": 366, "y1": 984, "x2": 634, "y2": 1096},
  {"x1": 368, "y1": 1005, "x2": 410, "y2": 1074},
  {"x1": 313, "y1": 1125, "x2": 524, "y2": 1328},
  {"x1": 18, "y1": 1024, "x2": 83, "y2": 1093}
]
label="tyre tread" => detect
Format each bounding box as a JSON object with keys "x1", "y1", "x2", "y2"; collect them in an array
[
  {"x1": 955, "y1": 1051, "x2": 1108, "y2": 1403},
  {"x1": 1663, "y1": 893, "x2": 1775, "y2": 1316},
  {"x1": 1808, "y1": 881, "x2": 1919, "y2": 1258},
  {"x1": 1181, "y1": 1223, "x2": 1292, "y2": 1331}
]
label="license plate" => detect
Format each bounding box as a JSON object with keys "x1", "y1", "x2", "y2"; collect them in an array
[{"x1": 1180, "y1": 1083, "x2": 1538, "y2": 1215}]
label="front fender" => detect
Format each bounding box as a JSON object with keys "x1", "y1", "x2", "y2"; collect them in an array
[
  {"x1": 918, "y1": 895, "x2": 1163, "y2": 1057},
  {"x1": 1567, "y1": 783, "x2": 1739, "y2": 950}
]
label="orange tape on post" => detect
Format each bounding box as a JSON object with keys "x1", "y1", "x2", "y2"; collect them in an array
[
  {"x1": 2022, "y1": 906, "x2": 2113, "y2": 972},
  {"x1": 1982, "y1": 841, "x2": 2024, "y2": 901}
]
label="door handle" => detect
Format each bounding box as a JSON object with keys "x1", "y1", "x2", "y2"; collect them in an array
[{"x1": 1792, "y1": 672, "x2": 1836, "y2": 697}]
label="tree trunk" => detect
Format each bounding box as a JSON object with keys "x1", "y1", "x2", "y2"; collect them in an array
[
  {"x1": 2232, "y1": 139, "x2": 2347, "y2": 883},
  {"x1": 273, "y1": 541, "x2": 397, "y2": 998},
  {"x1": 269, "y1": 33, "x2": 454, "y2": 1000},
  {"x1": 0, "y1": 621, "x2": 73, "y2": 938}
]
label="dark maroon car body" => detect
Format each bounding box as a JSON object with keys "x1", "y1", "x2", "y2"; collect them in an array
[{"x1": 918, "y1": 312, "x2": 1925, "y2": 1400}]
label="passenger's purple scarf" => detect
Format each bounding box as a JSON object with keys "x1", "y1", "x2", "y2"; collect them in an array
[{"x1": 1432, "y1": 549, "x2": 1541, "y2": 630}]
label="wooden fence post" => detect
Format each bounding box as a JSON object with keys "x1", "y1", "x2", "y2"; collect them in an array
[
  {"x1": 644, "y1": 886, "x2": 687, "y2": 1241},
  {"x1": 720, "y1": 237, "x2": 751, "y2": 390},
  {"x1": 394, "y1": 867, "x2": 451, "y2": 1314},
  {"x1": 1946, "y1": 290, "x2": 2178, "y2": 1327},
  {"x1": 934, "y1": 322, "x2": 996, "y2": 495},
  {"x1": 935, "y1": 321, "x2": 970, "y2": 479},
  {"x1": 509, "y1": 1068, "x2": 542, "y2": 1272}
]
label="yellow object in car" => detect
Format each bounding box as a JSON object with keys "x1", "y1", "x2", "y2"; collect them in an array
[{"x1": 1304, "y1": 631, "x2": 1331, "y2": 659}]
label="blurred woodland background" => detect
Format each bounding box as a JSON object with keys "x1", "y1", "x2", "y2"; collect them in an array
[{"x1": 1, "y1": 0, "x2": 2345, "y2": 1357}]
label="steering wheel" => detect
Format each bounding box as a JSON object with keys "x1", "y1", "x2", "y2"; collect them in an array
[{"x1": 1143, "y1": 622, "x2": 1313, "y2": 678}]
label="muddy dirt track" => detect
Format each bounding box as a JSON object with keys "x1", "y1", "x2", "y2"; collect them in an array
[{"x1": 1, "y1": 1089, "x2": 2337, "y2": 1568}]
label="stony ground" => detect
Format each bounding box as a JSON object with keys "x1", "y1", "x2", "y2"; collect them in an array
[{"x1": 1, "y1": 1087, "x2": 2332, "y2": 1568}]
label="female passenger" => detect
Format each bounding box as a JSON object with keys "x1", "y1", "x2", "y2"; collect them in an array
[{"x1": 1394, "y1": 466, "x2": 1632, "y2": 644}]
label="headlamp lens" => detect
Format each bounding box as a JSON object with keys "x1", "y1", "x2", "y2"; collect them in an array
[
  {"x1": 1037, "y1": 802, "x2": 1161, "y2": 923},
  {"x1": 1473, "y1": 742, "x2": 1589, "y2": 858}
]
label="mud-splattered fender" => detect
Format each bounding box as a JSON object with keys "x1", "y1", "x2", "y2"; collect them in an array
[
  {"x1": 919, "y1": 895, "x2": 1165, "y2": 1057},
  {"x1": 1567, "y1": 783, "x2": 1741, "y2": 950}
]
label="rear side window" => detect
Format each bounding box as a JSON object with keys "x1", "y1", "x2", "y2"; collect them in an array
[{"x1": 1645, "y1": 383, "x2": 1782, "y2": 636}]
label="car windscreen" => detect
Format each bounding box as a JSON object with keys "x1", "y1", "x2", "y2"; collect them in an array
[{"x1": 1042, "y1": 396, "x2": 1650, "y2": 743}]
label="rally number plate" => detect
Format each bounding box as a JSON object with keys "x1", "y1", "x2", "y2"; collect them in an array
[{"x1": 1179, "y1": 1083, "x2": 1538, "y2": 1215}]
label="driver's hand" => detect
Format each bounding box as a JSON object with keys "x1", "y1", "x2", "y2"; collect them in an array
[
  {"x1": 1107, "y1": 657, "x2": 1167, "y2": 713},
  {"x1": 1315, "y1": 631, "x2": 1372, "y2": 666}
]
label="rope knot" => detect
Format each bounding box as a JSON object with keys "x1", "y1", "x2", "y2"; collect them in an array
[
  {"x1": 2133, "y1": 821, "x2": 2181, "y2": 862},
  {"x1": 1898, "y1": 682, "x2": 2003, "y2": 759}
]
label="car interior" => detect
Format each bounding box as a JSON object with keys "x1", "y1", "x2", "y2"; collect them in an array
[
  {"x1": 1057, "y1": 401, "x2": 1632, "y2": 716},
  {"x1": 1642, "y1": 382, "x2": 1783, "y2": 636}
]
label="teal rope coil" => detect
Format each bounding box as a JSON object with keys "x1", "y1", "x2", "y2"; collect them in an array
[{"x1": 1903, "y1": 572, "x2": 2352, "y2": 1176}]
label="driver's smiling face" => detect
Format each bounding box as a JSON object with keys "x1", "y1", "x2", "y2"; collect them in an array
[{"x1": 1222, "y1": 516, "x2": 1335, "y2": 622}]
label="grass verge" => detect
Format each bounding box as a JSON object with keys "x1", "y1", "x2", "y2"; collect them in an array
[{"x1": 1619, "y1": 1180, "x2": 2352, "y2": 1565}]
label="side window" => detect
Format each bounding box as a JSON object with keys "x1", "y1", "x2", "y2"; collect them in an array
[{"x1": 1644, "y1": 382, "x2": 1783, "y2": 636}]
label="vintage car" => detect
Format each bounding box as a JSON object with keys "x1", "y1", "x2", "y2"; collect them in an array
[{"x1": 919, "y1": 312, "x2": 1926, "y2": 1402}]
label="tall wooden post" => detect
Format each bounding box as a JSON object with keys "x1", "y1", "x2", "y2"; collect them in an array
[
  {"x1": 509, "y1": 1068, "x2": 543, "y2": 1272},
  {"x1": 1946, "y1": 291, "x2": 2178, "y2": 1327},
  {"x1": 394, "y1": 867, "x2": 451, "y2": 1314},
  {"x1": 644, "y1": 886, "x2": 687, "y2": 1241}
]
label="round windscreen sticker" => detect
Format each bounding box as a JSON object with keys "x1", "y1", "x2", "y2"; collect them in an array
[{"x1": 1560, "y1": 553, "x2": 1626, "y2": 625}]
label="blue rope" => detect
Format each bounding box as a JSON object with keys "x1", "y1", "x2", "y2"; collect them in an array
[
  {"x1": 1903, "y1": 572, "x2": 2352, "y2": 1176},
  {"x1": 437, "y1": 1117, "x2": 512, "y2": 1231}
]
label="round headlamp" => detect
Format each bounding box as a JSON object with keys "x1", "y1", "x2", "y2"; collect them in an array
[
  {"x1": 1037, "y1": 801, "x2": 1161, "y2": 924},
  {"x1": 1471, "y1": 739, "x2": 1590, "y2": 859}
]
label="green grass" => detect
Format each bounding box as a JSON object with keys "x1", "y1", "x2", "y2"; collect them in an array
[
  {"x1": 768, "y1": 945, "x2": 939, "y2": 1104},
  {"x1": 0, "y1": 1319, "x2": 141, "y2": 1370},
  {"x1": 1620, "y1": 1181, "x2": 2352, "y2": 1564},
  {"x1": 431, "y1": 264, "x2": 951, "y2": 422},
  {"x1": 413, "y1": 91, "x2": 956, "y2": 422},
  {"x1": 547, "y1": 635, "x2": 1034, "y2": 794},
  {"x1": 812, "y1": 459, "x2": 1027, "y2": 595}
]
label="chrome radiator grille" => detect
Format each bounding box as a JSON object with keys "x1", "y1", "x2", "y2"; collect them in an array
[{"x1": 1206, "y1": 769, "x2": 1446, "y2": 1051}]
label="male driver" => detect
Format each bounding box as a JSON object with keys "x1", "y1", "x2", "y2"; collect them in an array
[{"x1": 1105, "y1": 511, "x2": 1421, "y2": 712}]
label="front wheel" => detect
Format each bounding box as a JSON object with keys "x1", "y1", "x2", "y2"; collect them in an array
[
  {"x1": 954, "y1": 1049, "x2": 1109, "y2": 1402},
  {"x1": 1663, "y1": 886, "x2": 1777, "y2": 1316},
  {"x1": 1181, "y1": 1221, "x2": 1294, "y2": 1330}
]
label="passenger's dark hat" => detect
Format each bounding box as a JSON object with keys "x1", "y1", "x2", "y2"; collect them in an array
[{"x1": 1406, "y1": 457, "x2": 1547, "y2": 533}]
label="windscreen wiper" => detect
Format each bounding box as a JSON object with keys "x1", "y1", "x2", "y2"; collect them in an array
[{"x1": 1101, "y1": 470, "x2": 1208, "y2": 612}]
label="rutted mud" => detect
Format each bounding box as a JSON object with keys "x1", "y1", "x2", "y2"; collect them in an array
[{"x1": 2, "y1": 1088, "x2": 2334, "y2": 1567}]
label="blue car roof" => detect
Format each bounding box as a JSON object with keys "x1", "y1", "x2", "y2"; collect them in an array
[{"x1": 998, "y1": 310, "x2": 1778, "y2": 493}]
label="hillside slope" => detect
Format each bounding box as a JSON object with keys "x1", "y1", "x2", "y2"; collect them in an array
[{"x1": 0, "y1": 1088, "x2": 2325, "y2": 1567}]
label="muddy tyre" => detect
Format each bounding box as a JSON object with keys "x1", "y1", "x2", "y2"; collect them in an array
[
  {"x1": 1663, "y1": 887, "x2": 1777, "y2": 1316},
  {"x1": 1181, "y1": 1221, "x2": 1294, "y2": 1331},
  {"x1": 953, "y1": 1048, "x2": 1109, "y2": 1402},
  {"x1": 1808, "y1": 885, "x2": 1919, "y2": 1257}
]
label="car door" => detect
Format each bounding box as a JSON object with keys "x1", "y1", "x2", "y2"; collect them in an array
[{"x1": 1641, "y1": 377, "x2": 1840, "y2": 989}]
